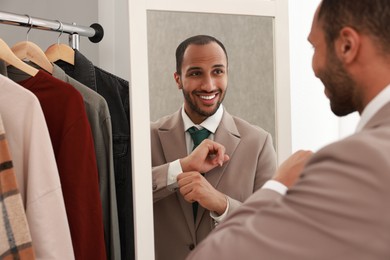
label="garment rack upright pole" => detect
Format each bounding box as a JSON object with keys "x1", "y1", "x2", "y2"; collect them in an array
[{"x1": 0, "y1": 10, "x2": 104, "y2": 49}]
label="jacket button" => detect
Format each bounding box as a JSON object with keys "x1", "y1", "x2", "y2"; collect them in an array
[
  {"x1": 152, "y1": 184, "x2": 157, "y2": 190},
  {"x1": 189, "y1": 244, "x2": 195, "y2": 250}
]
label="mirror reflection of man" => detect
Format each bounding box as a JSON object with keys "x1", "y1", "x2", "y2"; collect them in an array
[
  {"x1": 150, "y1": 35, "x2": 277, "y2": 260},
  {"x1": 187, "y1": 0, "x2": 390, "y2": 259}
]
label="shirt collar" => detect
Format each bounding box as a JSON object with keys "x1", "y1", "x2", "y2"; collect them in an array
[
  {"x1": 356, "y1": 84, "x2": 390, "y2": 132},
  {"x1": 181, "y1": 104, "x2": 224, "y2": 134},
  {"x1": 72, "y1": 49, "x2": 97, "y2": 91}
]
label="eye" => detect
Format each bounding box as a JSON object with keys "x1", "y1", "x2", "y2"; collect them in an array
[
  {"x1": 188, "y1": 71, "x2": 201, "y2": 77},
  {"x1": 214, "y1": 69, "x2": 225, "y2": 75}
]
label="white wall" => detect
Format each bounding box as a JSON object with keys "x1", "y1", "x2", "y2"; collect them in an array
[
  {"x1": 98, "y1": 0, "x2": 130, "y2": 80},
  {"x1": 288, "y1": 0, "x2": 359, "y2": 153}
]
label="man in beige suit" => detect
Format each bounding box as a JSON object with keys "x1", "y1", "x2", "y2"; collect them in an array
[
  {"x1": 187, "y1": 0, "x2": 390, "y2": 259},
  {"x1": 150, "y1": 35, "x2": 277, "y2": 260}
]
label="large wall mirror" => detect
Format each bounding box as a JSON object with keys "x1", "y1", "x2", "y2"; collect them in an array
[{"x1": 128, "y1": 0, "x2": 291, "y2": 259}]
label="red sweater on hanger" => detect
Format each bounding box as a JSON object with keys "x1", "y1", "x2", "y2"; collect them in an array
[{"x1": 17, "y1": 70, "x2": 107, "y2": 260}]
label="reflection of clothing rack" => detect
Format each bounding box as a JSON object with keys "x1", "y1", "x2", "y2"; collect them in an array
[{"x1": 0, "y1": 11, "x2": 104, "y2": 50}]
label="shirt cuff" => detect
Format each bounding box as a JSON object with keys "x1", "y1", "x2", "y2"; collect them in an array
[
  {"x1": 261, "y1": 180, "x2": 288, "y2": 195},
  {"x1": 210, "y1": 197, "x2": 229, "y2": 224},
  {"x1": 167, "y1": 159, "x2": 182, "y2": 191}
]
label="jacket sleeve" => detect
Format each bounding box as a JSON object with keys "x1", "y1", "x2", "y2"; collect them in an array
[
  {"x1": 152, "y1": 163, "x2": 176, "y2": 202},
  {"x1": 187, "y1": 135, "x2": 390, "y2": 260}
]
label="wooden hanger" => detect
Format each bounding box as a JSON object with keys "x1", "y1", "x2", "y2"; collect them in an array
[
  {"x1": 0, "y1": 38, "x2": 38, "y2": 77},
  {"x1": 45, "y1": 20, "x2": 75, "y2": 65},
  {"x1": 11, "y1": 41, "x2": 54, "y2": 74},
  {"x1": 9, "y1": 15, "x2": 53, "y2": 74},
  {"x1": 45, "y1": 43, "x2": 75, "y2": 65}
]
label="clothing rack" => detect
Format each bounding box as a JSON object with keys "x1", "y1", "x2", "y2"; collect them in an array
[{"x1": 0, "y1": 10, "x2": 104, "y2": 50}]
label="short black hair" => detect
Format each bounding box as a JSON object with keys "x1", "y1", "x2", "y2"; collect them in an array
[
  {"x1": 318, "y1": 0, "x2": 390, "y2": 54},
  {"x1": 175, "y1": 35, "x2": 228, "y2": 75}
]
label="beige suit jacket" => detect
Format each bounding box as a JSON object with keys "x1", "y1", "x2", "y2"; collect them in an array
[
  {"x1": 151, "y1": 108, "x2": 277, "y2": 260},
  {"x1": 187, "y1": 102, "x2": 390, "y2": 260}
]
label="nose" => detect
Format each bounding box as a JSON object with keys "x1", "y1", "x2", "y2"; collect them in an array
[{"x1": 201, "y1": 75, "x2": 214, "y2": 91}]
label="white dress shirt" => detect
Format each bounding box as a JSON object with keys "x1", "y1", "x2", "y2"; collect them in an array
[{"x1": 356, "y1": 84, "x2": 390, "y2": 132}]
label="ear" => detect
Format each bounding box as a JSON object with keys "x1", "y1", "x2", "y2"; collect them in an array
[
  {"x1": 174, "y1": 72, "x2": 182, "y2": 89},
  {"x1": 335, "y1": 27, "x2": 360, "y2": 64}
]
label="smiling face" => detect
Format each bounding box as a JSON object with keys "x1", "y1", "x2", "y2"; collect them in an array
[{"x1": 174, "y1": 42, "x2": 228, "y2": 124}]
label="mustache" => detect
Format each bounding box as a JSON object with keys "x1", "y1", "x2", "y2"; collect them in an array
[{"x1": 193, "y1": 90, "x2": 222, "y2": 95}]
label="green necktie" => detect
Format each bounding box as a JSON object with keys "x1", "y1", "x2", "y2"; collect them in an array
[
  {"x1": 187, "y1": 126, "x2": 211, "y2": 222},
  {"x1": 187, "y1": 126, "x2": 211, "y2": 150}
]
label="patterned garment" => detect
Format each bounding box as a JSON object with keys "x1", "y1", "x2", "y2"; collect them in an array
[{"x1": 0, "y1": 114, "x2": 35, "y2": 260}]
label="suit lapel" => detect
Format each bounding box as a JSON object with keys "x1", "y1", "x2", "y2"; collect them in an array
[
  {"x1": 195, "y1": 111, "x2": 241, "y2": 228},
  {"x1": 157, "y1": 110, "x2": 197, "y2": 239},
  {"x1": 157, "y1": 110, "x2": 187, "y2": 162}
]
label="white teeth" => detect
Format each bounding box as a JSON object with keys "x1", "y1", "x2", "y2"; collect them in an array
[{"x1": 200, "y1": 94, "x2": 215, "y2": 100}]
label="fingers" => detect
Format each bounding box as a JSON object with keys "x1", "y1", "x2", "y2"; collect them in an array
[
  {"x1": 177, "y1": 171, "x2": 200, "y2": 186},
  {"x1": 290, "y1": 150, "x2": 313, "y2": 162},
  {"x1": 199, "y1": 139, "x2": 229, "y2": 167},
  {"x1": 284, "y1": 150, "x2": 313, "y2": 171},
  {"x1": 209, "y1": 141, "x2": 229, "y2": 166},
  {"x1": 177, "y1": 172, "x2": 227, "y2": 213},
  {"x1": 181, "y1": 140, "x2": 229, "y2": 172},
  {"x1": 177, "y1": 172, "x2": 204, "y2": 203},
  {"x1": 273, "y1": 149, "x2": 314, "y2": 188}
]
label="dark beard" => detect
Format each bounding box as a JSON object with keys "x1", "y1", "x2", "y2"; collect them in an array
[
  {"x1": 183, "y1": 89, "x2": 225, "y2": 117},
  {"x1": 319, "y1": 50, "x2": 359, "y2": 116}
]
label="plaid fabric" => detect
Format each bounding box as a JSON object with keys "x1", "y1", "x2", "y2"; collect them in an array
[{"x1": 0, "y1": 114, "x2": 35, "y2": 260}]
